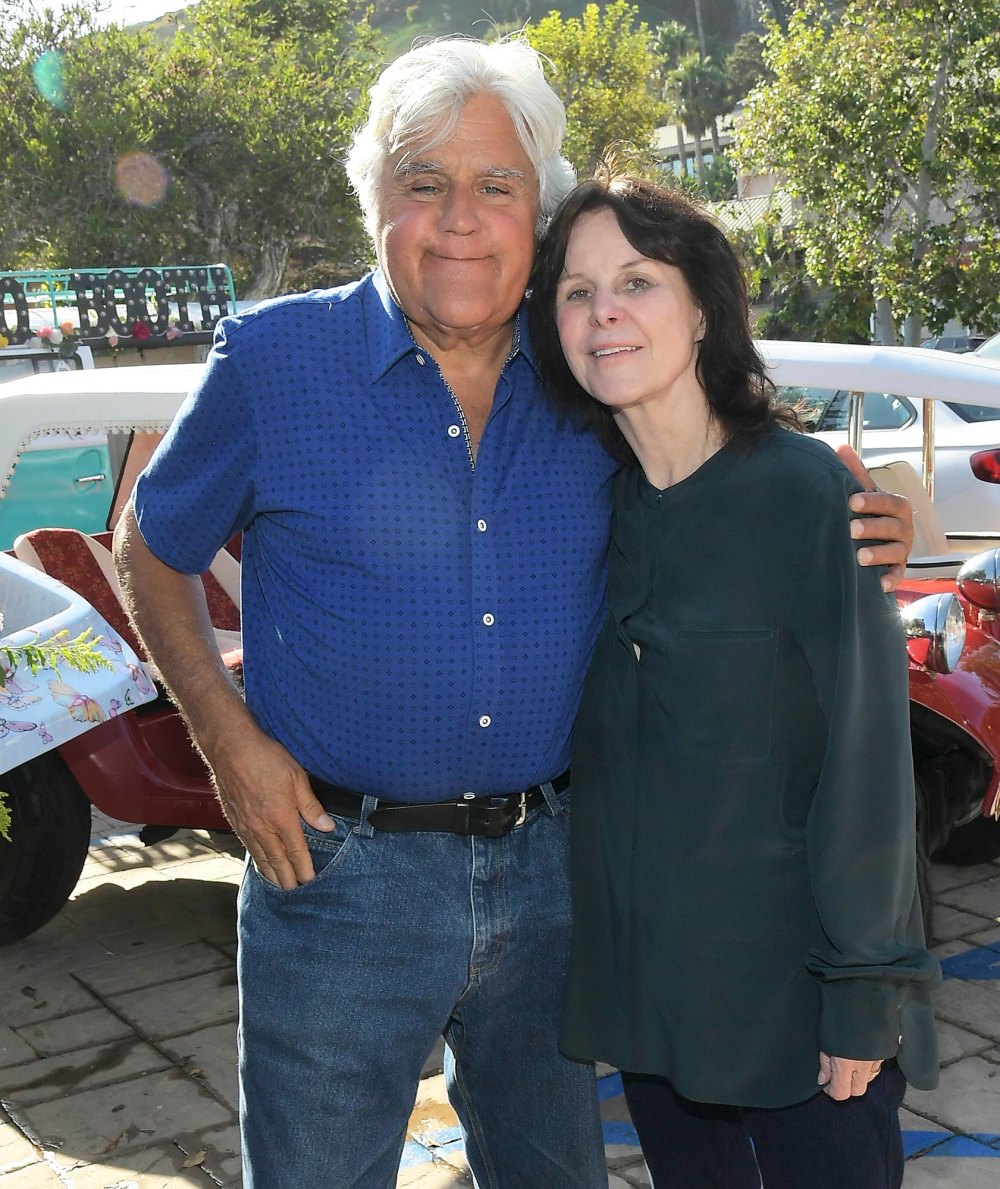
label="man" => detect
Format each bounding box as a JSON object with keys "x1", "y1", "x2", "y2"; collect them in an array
[{"x1": 113, "y1": 37, "x2": 913, "y2": 1189}]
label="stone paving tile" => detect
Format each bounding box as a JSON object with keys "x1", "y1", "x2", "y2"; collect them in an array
[
  {"x1": 171, "y1": 1121, "x2": 242, "y2": 1185},
  {"x1": 0, "y1": 979, "x2": 103, "y2": 1031},
  {"x1": 933, "y1": 978, "x2": 1000, "y2": 1041},
  {"x1": 11, "y1": 1006, "x2": 136, "y2": 1059},
  {"x1": 1, "y1": 1110, "x2": 42, "y2": 1174},
  {"x1": 905, "y1": 1054, "x2": 1000, "y2": 1135},
  {"x1": 2, "y1": 1036, "x2": 171, "y2": 1109},
  {"x1": 898, "y1": 1105, "x2": 951, "y2": 1157},
  {"x1": 905, "y1": 1144, "x2": 1000, "y2": 1188},
  {"x1": 160, "y1": 1022, "x2": 239, "y2": 1113},
  {"x1": 73, "y1": 940, "x2": 232, "y2": 999},
  {"x1": 0, "y1": 1160, "x2": 67, "y2": 1187},
  {"x1": 930, "y1": 861, "x2": 1000, "y2": 894},
  {"x1": 0, "y1": 1025, "x2": 37, "y2": 1069},
  {"x1": 397, "y1": 1165, "x2": 472, "y2": 1187},
  {"x1": 936, "y1": 875, "x2": 1000, "y2": 922},
  {"x1": 934, "y1": 1018, "x2": 996, "y2": 1065},
  {"x1": 58, "y1": 1139, "x2": 224, "y2": 1188},
  {"x1": 615, "y1": 1160, "x2": 652, "y2": 1186},
  {"x1": 21, "y1": 1068, "x2": 234, "y2": 1164},
  {"x1": 930, "y1": 903, "x2": 997, "y2": 943},
  {"x1": 104, "y1": 969, "x2": 238, "y2": 1042}
]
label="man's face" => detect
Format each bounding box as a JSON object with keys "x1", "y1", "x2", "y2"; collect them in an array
[{"x1": 376, "y1": 94, "x2": 540, "y2": 349}]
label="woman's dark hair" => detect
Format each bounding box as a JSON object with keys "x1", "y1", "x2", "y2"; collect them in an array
[{"x1": 527, "y1": 173, "x2": 797, "y2": 461}]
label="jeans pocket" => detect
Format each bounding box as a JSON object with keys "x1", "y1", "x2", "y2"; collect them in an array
[{"x1": 251, "y1": 815, "x2": 358, "y2": 893}]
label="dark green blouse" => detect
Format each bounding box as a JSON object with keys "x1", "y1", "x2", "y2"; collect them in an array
[{"x1": 562, "y1": 425, "x2": 939, "y2": 1108}]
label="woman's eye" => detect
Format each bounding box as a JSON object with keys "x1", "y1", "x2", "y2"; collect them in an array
[
  {"x1": 625, "y1": 276, "x2": 651, "y2": 291},
  {"x1": 563, "y1": 288, "x2": 591, "y2": 302}
]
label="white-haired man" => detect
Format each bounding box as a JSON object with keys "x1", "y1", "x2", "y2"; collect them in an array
[{"x1": 114, "y1": 37, "x2": 912, "y2": 1188}]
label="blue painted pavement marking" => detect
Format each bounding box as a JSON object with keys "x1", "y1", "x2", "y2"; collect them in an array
[{"x1": 940, "y1": 943, "x2": 1000, "y2": 981}]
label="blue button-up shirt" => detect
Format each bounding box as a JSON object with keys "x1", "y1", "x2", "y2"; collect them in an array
[{"x1": 134, "y1": 270, "x2": 618, "y2": 801}]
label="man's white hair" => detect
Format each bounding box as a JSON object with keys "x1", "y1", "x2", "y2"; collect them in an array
[{"x1": 345, "y1": 37, "x2": 576, "y2": 240}]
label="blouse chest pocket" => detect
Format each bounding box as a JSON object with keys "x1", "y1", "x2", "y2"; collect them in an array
[{"x1": 645, "y1": 626, "x2": 778, "y2": 764}]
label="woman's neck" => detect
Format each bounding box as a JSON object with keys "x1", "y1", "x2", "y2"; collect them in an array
[{"x1": 616, "y1": 391, "x2": 729, "y2": 490}]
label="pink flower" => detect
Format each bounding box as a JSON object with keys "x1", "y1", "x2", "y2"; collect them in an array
[
  {"x1": 37, "y1": 325, "x2": 53, "y2": 341},
  {"x1": 165, "y1": 324, "x2": 182, "y2": 341},
  {"x1": 105, "y1": 329, "x2": 119, "y2": 348},
  {"x1": 131, "y1": 320, "x2": 151, "y2": 342}
]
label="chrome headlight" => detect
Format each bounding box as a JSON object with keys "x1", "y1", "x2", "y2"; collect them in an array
[
  {"x1": 958, "y1": 547, "x2": 1000, "y2": 613},
  {"x1": 900, "y1": 593, "x2": 965, "y2": 674}
]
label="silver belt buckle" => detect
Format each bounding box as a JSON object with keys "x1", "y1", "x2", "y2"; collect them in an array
[{"x1": 514, "y1": 790, "x2": 527, "y2": 828}]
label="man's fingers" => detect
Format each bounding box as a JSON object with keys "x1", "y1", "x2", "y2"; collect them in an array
[{"x1": 836, "y1": 443, "x2": 872, "y2": 490}]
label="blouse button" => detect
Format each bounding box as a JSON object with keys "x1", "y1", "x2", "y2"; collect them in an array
[
  {"x1": 447, "y1": 425, "x2": 461, "y2": 438},
  {"x1": 477, "y1": 519, "x2": 488, "y2": 532},
  {"x1": 478, "y1": 715, "x2": 492, "y2": 728},
  {"x1": 415, "y1": 354, "x2": 426, "y2": 365},
  {"x1": 482, "y1": 613, "x2": 495, "y2": 626}
]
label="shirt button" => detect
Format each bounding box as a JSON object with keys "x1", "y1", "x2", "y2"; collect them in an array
[
  {"x1": 447, "y1": 425, "x2": 461, "y2": 438},
  {"x1": 477, "y1": 519, "x2": 488, "y2": 532},
  {"x1": 415, "y1": 354, "x2": 426, "y2": 365},
  {"x1": 482, "y1": 613, "x2": 495, "y2": 626},
  {"x1": 479, "y1": 715, "x2": 492, "y2": 728}
]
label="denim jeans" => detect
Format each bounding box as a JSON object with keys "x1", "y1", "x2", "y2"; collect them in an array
[{"x1": 236, "y1": 784, "x2": 605, "y2": 1188}]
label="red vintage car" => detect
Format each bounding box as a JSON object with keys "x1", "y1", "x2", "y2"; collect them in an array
[{"x1": 3, "y1": 347, "x2": 1000, "y2": 942}]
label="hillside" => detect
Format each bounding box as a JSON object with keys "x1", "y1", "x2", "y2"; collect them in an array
[{"x1": 139, "y1": 0, "x2": 752, "y2": 59}]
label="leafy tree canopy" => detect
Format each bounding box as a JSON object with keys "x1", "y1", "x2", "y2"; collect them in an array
[
  {"x1": 0, "y1": 0, "x2": 383, "y2": 295},
  {"x1": 734, "y1": 0, "x2": 1000, "y2": 343},
  {"x1": 525, "y1": 1, "x2": 664, "y2": 177}
]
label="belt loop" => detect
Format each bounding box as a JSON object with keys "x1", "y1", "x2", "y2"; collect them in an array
[
  {"x1": 539, "y1": 779, "x2": 565, "y2": 816},
  {"x1": 358, "y1": 794, "x2": 379, "y2": 839}
]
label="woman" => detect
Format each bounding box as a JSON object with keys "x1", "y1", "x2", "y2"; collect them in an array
[{"x1": 528, "y1": 175, "x2": 939, "y2": 1189}]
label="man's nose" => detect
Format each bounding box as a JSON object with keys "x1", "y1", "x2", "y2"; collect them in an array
[{"x1": 440, "y1": 188, "x2": 480, "y2": 233}]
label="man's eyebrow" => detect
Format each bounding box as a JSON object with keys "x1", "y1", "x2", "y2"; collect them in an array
[
  {"x1": 393, "y1": 159, "x2": 442, "y2": 179},
  {"x1": 392, "y1": 160, "x2": 529, "y2": 183}
]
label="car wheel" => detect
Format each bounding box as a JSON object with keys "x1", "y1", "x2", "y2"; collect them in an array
[
  {"x1": 934, "y1": 813, "x2": 1000, "y2": 866},
  {"x1": 0, "y1": 752, "x2": 92, "y2": 945},
  {"x1": 914, "y1": 773, "x2": 934, "y2": 944}
]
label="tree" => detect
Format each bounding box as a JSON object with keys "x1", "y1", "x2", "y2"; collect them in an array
[
  {"x1": 653, "y1": 20, "x2": 698, "y2": 179},
  {"x1": 662, "y1": 50, "x2": 728, "y2": 184},
  {"x1": 724, "y1": 30, "x2": 769, "y2": 103},
  {"x1": 525, "y1": 1, "x2": 664, "y2": 177},
  {"x1": 0, "y1": 0, "x2": 383, "y2": 295},
  {"x1": 734, "y1": 0, "x2": 1000, "y2": 344}
]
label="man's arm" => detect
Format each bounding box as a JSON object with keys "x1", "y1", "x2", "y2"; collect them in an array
[
  {"x1": 836, "y1": 444, "x2": 914, "y2": 592},
  {"x1": 113, "y1": 501, "x2": 333, "y2": 889}
]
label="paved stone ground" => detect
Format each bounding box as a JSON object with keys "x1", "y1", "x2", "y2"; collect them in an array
[{"x1": 1, "y1": 814, "x2": 998, "y2": 1188}]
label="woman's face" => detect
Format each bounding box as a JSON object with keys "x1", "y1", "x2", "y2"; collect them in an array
[{"x1": 554, "y1": 208, "x2": 704, "y2": 417}]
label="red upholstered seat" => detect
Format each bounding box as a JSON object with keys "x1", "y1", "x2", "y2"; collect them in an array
[{"x1": 13, "y1": 528, "x2": 242, "y2": 676}]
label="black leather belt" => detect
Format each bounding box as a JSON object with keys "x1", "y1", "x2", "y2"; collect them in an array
[{"x1": 308, "y1": 770, "x2": 570, "y2": 837}]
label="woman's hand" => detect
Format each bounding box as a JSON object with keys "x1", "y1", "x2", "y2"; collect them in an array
[{"x1": 817, "y1": 1052, "x2": 885, "y2": 1100}]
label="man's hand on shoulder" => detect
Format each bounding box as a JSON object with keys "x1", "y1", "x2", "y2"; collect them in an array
[
  {"x1": 836, "y1": 444, "x2": 914, "y2": 593},
  {"x1": 210, "y1": 728, "x2": 335, "y2": 889}
]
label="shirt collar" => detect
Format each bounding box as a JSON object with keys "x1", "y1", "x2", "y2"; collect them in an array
[{"x1": 364, "y1": 267, "x2": 539, "y2": 381}]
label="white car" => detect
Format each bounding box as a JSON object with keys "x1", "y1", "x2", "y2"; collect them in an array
[{"x1": 774, "y1": 349, "x2": 1000, "y2": 533}]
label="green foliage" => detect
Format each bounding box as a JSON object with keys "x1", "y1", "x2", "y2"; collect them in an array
[
  {"x1": 525, "y1": 2, "x2": 664, "y2": 177},
  {"x1": 0, "y1": 0, "x2": 384, "y2": 295},
  {"x1": 734, "y1": 0, "x2": 1000, "y2": 343},
  {"x1": 1, "y1": 628, "x2": 113, "y2": 687},
  {"x1": 724, "y1": 31, "x2": 769, "y2": 103}
]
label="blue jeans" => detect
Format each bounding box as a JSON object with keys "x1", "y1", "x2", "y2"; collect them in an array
[{"x1": 237, "y1": 784, "x2": 605, "y2": 1188}]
